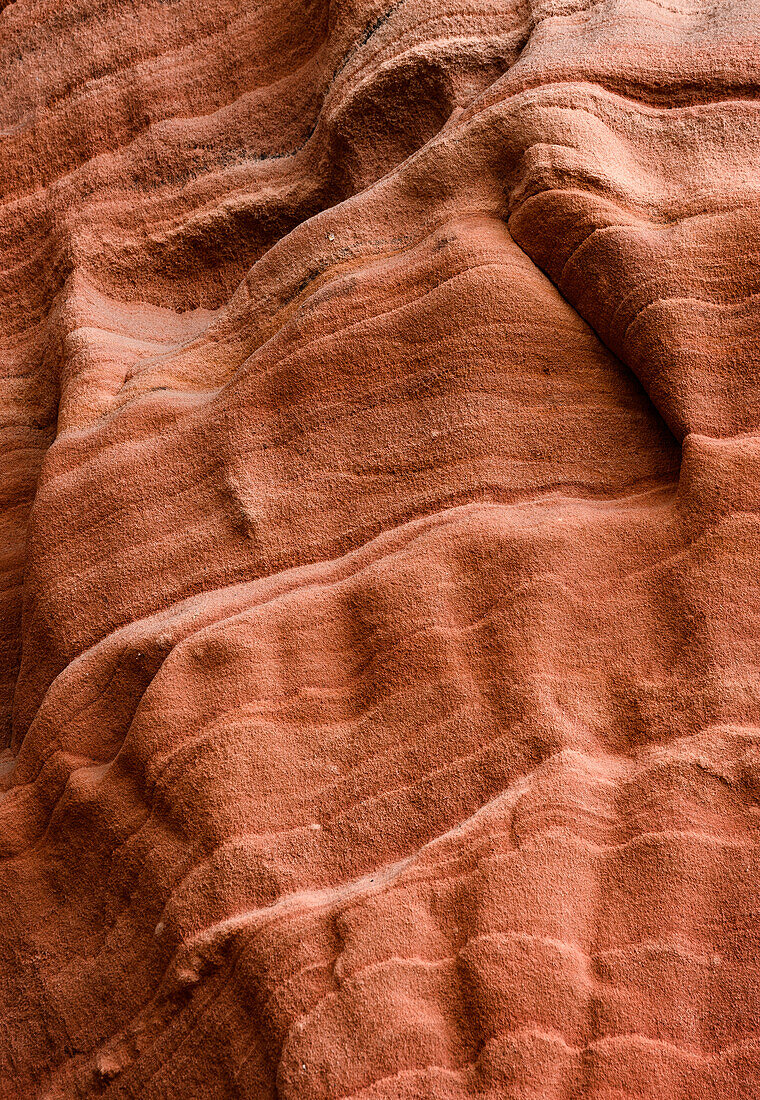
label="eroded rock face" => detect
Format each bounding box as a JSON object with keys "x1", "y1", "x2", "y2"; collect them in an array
[{"x1": 1, "y1": 1, "x2": 759, "y2": 1096}]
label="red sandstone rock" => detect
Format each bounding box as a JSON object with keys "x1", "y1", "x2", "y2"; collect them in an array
[{"x1": 1, "y1": 1, "x2": 759, "y2": 1097}]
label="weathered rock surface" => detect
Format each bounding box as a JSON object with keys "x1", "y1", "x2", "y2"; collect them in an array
[{"x1": 1, "y1": 0, "x2": 759, "y2": 1096}]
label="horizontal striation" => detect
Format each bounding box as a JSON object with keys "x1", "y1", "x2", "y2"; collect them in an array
[{"x1": 0, "y1": 0, "x2": 759, "y2": 1098}]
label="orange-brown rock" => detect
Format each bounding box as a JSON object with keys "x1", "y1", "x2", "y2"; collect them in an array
[{"x1": 1, "y1": 1, "x2": 759, "y2": 1097}]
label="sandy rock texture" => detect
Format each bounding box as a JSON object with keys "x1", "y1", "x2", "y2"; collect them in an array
[{"x1": 1, "y1": 0, "x2": 759, "y2": 1096}]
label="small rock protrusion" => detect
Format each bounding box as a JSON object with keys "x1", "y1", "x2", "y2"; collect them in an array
[{"x1": 94, "y1": 1053, "x2": 122, "y2": 1082}]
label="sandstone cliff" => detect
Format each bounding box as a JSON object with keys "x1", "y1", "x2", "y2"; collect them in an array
[{"x1": 1, "y1": 1, "x2": 759, "y2": 1097}]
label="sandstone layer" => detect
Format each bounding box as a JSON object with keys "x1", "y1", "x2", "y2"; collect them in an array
[{"x1": 1, "y1": 1, "x2": 759, "y2": 1097}]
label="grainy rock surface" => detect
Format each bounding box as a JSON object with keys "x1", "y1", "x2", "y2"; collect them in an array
[{"x1": 1, "y1": 1, "x2": 759, "y2": 1097}]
